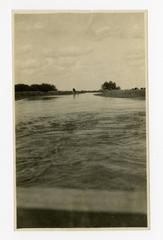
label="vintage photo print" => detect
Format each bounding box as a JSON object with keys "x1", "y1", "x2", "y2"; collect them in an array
[{"x1": 13, "y1": 11, "x2": 148, "y2": 229}]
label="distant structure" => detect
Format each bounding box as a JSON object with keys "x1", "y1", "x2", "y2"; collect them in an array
[{"x1": 72, "y1": 88, "x2": 76, "y2": 94}]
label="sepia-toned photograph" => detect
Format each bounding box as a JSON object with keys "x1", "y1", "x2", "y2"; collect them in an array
[{"x1": 14, "y1": 11, "x2": 148, "y2": 229}]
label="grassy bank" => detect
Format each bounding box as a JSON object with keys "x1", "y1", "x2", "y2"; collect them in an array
[
  {"x1": 15, "y1": 89, "x2": 145, "y2": 100},
  {"x1": 95, "y1": 89, "x2": 145, "y2": 99},
  {"x1": 15, "y1": 91, "x2": 53, "y2": 100},
  {"x1": 15, "y1": 90, "x2": 101, "y2": 101},
  {"x1": 15, "y1": 91, "x2": 80, "y2": 101}
]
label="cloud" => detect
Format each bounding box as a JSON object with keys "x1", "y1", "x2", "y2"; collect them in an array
[
  {"x1": 91, "y1": 25, "x2": 144, "y2": 41},
  {"x1": 45, "y1": 56, "x2": 77, "y2": 69},
  {"x1": 23, "y1": 22, "x2": 44, "y2": 31},
  {"x1": 15, "y1": 13, "x2": 146, "y2": 89},
  {"x1": 44, "y1": 46, "x2": 93, "y2": 58},
  {"x1": 94, "y1": 26, "x2": 111, "y2": 40},
  {"x1": 85, "y1": 14, "x2": 144, "y2": 41},
  {"x1": 16, "y1": 44, "x2": 93, "y2": 74},
  {"x1": 15, "y1": 58, "x2": 39, "y2": 70},
  {"x1": 18, "y1": 44, "x2": 32, "y2": 52},
  {"x1": 125, "y1": 50, "x2": 145, "y2": 67}
]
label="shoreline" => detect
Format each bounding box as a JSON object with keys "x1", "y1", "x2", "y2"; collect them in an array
[
  {"x1": 15, "y1": 89, "x2": 145, "y2": 101},
  {"x1": 15, "y1": 90, "x2": 100, "y2": 101},
  {"x1": 15, "y1": 91, "x2": 75, "y2": 101},
  {"x1": 95, "y1": 89, "x2": 145, "y2": 99}
]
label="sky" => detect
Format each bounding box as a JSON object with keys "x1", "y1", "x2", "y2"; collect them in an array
[{"x1": 14, "y1": 12, "x2": 146, "y2": 90}]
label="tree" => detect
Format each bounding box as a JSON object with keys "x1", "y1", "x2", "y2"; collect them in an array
[
  {"x1": 15, "y1": 83, "x2": 57, "y2": 92},
  {"x1": 40, "y1": 83, "x2": 57, "y2": 92},
  {"x1": 30, "y1": 83, "x2": 57, "y2": 92},
  {"x1": 101, "y1": 81, "x2": 119, "y2": 91},
  {"x1": 15, "y1": 84, "x2": 30, "y2": 91}
]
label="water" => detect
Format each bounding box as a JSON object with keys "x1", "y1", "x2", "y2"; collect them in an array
[{"x1": 15, "y1": 93, "x2": 146, "y2": 191}]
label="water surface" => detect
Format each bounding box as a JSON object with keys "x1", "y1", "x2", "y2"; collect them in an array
[{"x1": 16, "y1": 93, "x2": 146, "y2": 191}]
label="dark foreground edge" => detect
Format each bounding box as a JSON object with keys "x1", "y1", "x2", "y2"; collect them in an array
[
  {"x1": 16, "y1": 187, "x2": 147, "y2": 229},
  {"x1": 17, "y1": 208, "x2": 147, "y2": 228}
]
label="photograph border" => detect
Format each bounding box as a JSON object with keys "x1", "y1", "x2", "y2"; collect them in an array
[
  {"x1": 1, "y1": 0, "x2": 163, "y2": 239},
  {"x1": 13, "y1": 9, "x2": 149, "y2": 231}
]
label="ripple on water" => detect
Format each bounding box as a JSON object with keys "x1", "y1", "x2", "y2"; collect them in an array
[{"x1": 16, "y1": 95, "x2": 146, "y2": 191}]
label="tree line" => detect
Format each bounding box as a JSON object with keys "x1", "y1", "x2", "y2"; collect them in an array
[
  {"x1": 101, "y1": 81, "x2": 145, "y2": 91},
  {"x1": 15, "y1": 81, "x2": 143, "y2": 93},
  {"x1": 15, "y1": 83, "x2": 57, "y2": 92},
  {"x1": 101, "y1": 81, "x2": 120, "y2": 91}
]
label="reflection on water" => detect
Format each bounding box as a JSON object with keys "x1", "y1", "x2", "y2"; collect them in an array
[{"x1": 16, "y1": 93, "x2": 146, "y2": 191}]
